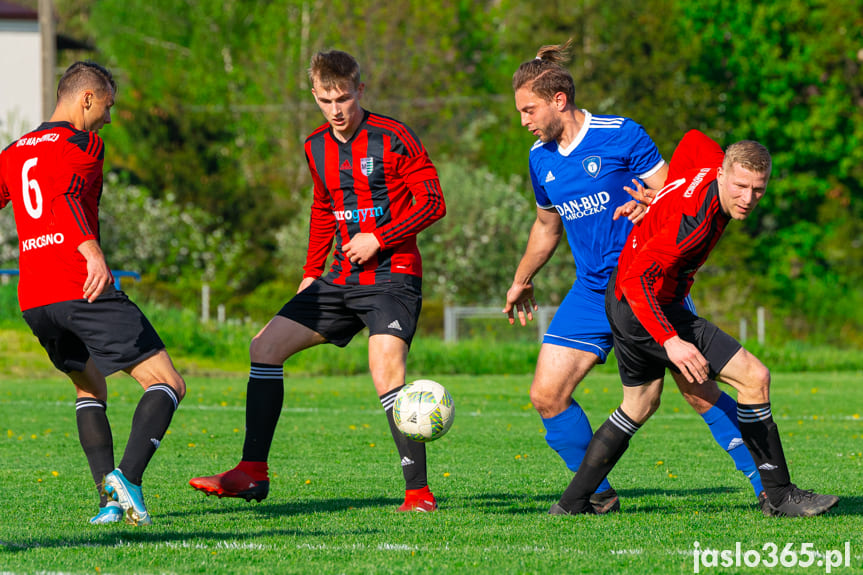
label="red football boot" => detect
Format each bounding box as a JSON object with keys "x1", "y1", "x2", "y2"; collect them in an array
[
  {"x1": 397, "y1": 485, "x2": 437, "y2": 512},
  {"x1": 189, "y1": 461, "x2": 270, "y2": 502}
]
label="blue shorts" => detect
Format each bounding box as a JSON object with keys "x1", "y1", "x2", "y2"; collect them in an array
[
  {"x1": 543, "y1": 279, "x2": 697, "y2": 364},
  {"x1": 543, "y1": 281, "x2": 613, "y2": 362}
]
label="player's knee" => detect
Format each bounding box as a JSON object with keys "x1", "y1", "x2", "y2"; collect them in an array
[
  {"x1": 752, "y1": 363, "x2": 771, "y2": 392},
  {"x1": 249, "y1": 333, "x2": 286, "y2": 364},
  {"x1": 646, "y1": 394, "x2": 662, "y2": 418},
  {"x1": 167, "y1": 373, "x2": 186, "y2": 402},
  {"x1": 529, "y1": 385, "x2": 567, "y2": 418}
]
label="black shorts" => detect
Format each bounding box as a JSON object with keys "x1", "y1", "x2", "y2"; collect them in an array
[
  {"x1": 22, "y1": 286, "x2": 165, "y2": 376},
  {"x1": 277, "y1": 274, "x2": 422, "y2": 347},
  {"x1": 605, "y1": 269, "x2": 740, "y2": 387}
]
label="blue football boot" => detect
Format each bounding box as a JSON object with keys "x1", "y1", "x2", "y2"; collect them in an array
[
  {"x1": 89, "y1": 501, "x2": 123, "y2": 524},
  {"x1": 102, "y1": 469, "x2": 152, "y2": 526}
]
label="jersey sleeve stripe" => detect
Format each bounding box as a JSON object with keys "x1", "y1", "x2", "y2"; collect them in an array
[
  {"x1": 379, "y1": 179, "x2": 443, "y2": 243},
  {"x1": 65, "y1": 175, "x2": 93, "y2": 235},
  {"x1": 640, "y1": 262, "x2": 675, "y2": 335}
]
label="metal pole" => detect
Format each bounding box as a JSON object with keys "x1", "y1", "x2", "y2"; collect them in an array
[
  {"x1": 201, "y1": 284, "x2": 210, "y2": 323},
  {"x1": 757, "y1": 307, "x2": 765, "y2": 345},
  {"x1": 739, "y1": 318, "x2": 747, "y2": 342},
  {"x1": 38, "y1": 0, "x2": 56, "y2": 120},
  {"x1": 444, "y1": 306, "x2": 456, "y2": 343}
]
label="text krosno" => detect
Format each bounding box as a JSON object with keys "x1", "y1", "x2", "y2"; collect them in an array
[
  {"x1": 333, "y1": 206, "x2": 383, "y2": 223},
  {"x1": 21, "y1": 233, "x2": 65, "y2": 252},
  {"x1": 693, "y1": 541, "x2": 851, "y2": 574}
]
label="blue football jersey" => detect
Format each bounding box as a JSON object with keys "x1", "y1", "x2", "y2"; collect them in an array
[{"x1": 529, "y1": 111, "x2": 664, "y2": 291}]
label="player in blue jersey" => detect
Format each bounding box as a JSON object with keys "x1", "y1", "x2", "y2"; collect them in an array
[{"x1": 502, "y1": 40, "x2": 767, "y2": 514}]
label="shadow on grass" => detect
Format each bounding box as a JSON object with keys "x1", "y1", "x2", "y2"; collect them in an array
[
  {"x1": 454, "y1": 485, "x2": 860, "y2": 516},
  {"x1": 170, "y1": 495, "x2": 403, "y2": 518}
]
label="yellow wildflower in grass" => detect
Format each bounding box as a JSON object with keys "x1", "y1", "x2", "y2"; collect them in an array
[
  {"x1": 443, "y1": 472, "x2": 450, "y2": 477},
  {"x1": 51, "y1": 471, "x2": 58, "y2": 477}
]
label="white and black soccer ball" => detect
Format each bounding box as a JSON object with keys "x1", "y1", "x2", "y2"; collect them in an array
[{"x1": 393, "y1": 379, "x2": 454, "y2": 442}]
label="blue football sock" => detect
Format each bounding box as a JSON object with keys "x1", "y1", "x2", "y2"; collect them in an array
[
  {"x1": 543, "y1": 401, "x2": 612, "y2": 493},
  {"x1": 701, "y1": 391, "x2": 764, "y2": 496}
]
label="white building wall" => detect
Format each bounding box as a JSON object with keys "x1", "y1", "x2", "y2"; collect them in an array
[{"x1": 0, "y1": 19, "x2": 42, "y2": 140}]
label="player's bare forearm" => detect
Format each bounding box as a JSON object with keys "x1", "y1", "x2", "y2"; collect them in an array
[
  {"x1": 503, "y1": 212, "x2": 560, "y2": 326},
  {"x1": 77, "y1": 239, "x2": 110, "y2": 303}
]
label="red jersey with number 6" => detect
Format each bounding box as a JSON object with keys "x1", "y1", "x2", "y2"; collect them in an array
[
  {"x1": 614, "y1": 130, "x2": 729, "y2": 345},
  {"x1": 0, "y1": 121, "x2": 108, "y2": 310},
  {"x1": 303, "y1": 110, "x2": 446, "y2": 285}
]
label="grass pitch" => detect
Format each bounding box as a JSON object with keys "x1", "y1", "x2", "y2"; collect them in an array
[{"x1": 1, "y1": 371, "x2": 861, "y2": 574}]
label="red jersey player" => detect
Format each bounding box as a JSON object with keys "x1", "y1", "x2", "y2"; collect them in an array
[
  {"x1": 0, "y1": 61, "x2": 186, "y2": 526},
  {"x1": 548, "y1": 130, "x2": 838, "y2": 517},
  {"x1": 189, "y1": 50, "x2": 446, "y2": 511}
]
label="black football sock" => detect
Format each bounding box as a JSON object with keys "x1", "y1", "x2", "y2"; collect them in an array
[
  {"x1": 737, "y1": 403, "x2": 792, "y2": 504},
  {"x1": 557, "y1": 408, "x2": 640, "y2": 512},
  {"x1": 118, "y1": 384, "x2": 179, "y2": 485},
  {"x1": 241, "y1": 363, "x2": 284, "y2": 463},
  {"x1": 381, "y1": 386, "x2": 428, "y2": 491},
  {"x1": 76, "y1": 398, "x2": 114, "y2": 507}
]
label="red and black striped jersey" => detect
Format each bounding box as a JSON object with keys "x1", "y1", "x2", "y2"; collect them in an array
[
  {"x1": 302, "y1": 110, "x2": 445, "y2": 285},
  {"x1": 615, "y1": 130, "x2": 729, "y2": 345},
  {"x1": 0, "y1": 121, "x2": 108, "y2": 310}
]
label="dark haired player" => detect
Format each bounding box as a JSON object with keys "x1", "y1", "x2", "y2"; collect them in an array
[
  {"x1": 550, "y1": 129, "x2": 839, "y2": 517},
  {"x1": 190, "y1": 50, "x2": 446, "y2": 511},
  {"x1": 0, "y1": 61, "x2": 186, "y2": 525}
]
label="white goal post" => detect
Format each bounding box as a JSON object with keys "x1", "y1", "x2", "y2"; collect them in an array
[{"x1": 443, "y1": 305, "x2": 558, "y2": 343}]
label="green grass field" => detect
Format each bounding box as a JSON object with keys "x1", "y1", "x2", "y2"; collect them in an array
[{"x1": 1, "y1": 370, "x2": 861, "y2": 574}]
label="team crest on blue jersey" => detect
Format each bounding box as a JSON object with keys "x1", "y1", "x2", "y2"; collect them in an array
[
  {"x1": 361, "y1": 157, "x2": 374, "y2": 176},
  {"x1": 583, "y1": 156, "x2": 601, "y2": 178}
]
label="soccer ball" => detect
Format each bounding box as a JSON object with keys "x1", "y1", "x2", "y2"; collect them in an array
[{"x1": 393, "y1": 379, "x2": 455, "y2": 442}]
